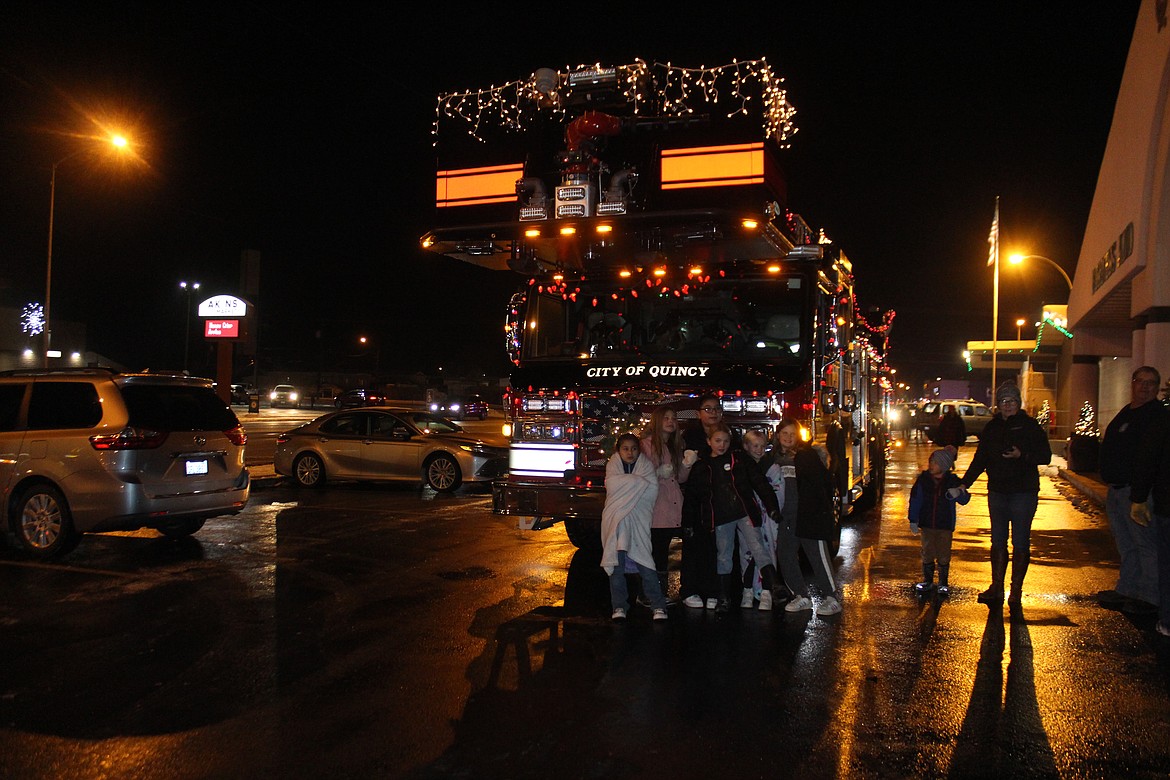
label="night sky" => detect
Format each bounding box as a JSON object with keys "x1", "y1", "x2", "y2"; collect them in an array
[{"x1": 0, "y1": 3, "x2": 1142, "y2": 390}]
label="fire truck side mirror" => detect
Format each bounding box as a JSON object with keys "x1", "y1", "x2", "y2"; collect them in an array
[
  {"x1": 822, "y1": 394, "x2": 838, "y2": 415},
  {"x1": 841, "y1": 390, "x2": 857, "y2": 413}
]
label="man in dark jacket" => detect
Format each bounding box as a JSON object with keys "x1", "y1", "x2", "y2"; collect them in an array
[
  {"x1": 959, "y1": 381, "x2": 1052, "y2": 607},
  {"x1": 1099, "y1": 366, "x2": 1166, "y2": 614},
  {"x1": 934, "y1": 407, "x2": 966, "y2": 449},
  {"x1": 1130, "y1": 396, "x2": 1170, "y2": 637}
]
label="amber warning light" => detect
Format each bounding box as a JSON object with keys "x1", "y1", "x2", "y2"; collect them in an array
[{"x1": 204, "y1": 320, "x2": 239, "y2": 339}]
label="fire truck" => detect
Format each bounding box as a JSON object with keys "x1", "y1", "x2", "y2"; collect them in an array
[{"x1": 421, "y1": 60, "x2": 890, "y2": 547}]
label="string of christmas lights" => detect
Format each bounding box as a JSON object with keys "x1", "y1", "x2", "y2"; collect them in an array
[{"x1": 434, "y1": 59, "x2": 797, "y2": 145}]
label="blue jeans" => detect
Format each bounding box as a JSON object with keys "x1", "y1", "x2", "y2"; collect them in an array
[
  {"x1": 609, "y1": 550, "x2": 666, "y2": 611},
  {"x1": 987, "y1": 491, "x2": 1038, "y2": 550},
  {"x1": 1107, "y1": 486, "x2": 1160, "y2": 605},
  {"x1": 715, "y1": 517, "x2": 770, "y2": 576}
]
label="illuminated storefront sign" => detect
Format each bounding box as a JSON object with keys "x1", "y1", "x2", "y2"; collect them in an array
[
  {"x1": 1091, "y1": 221, "x2": 1135, "y2": 293},
  {"x1": 198, "y1": 295, "x2": 248, "y2": 317},
  {"x1": 204, "y1": 320, "x2": 239, "y2": 338}
]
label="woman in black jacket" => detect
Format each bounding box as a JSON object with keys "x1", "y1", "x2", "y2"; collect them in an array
[{"x1": 959, "y1": 381, "x2": 1051, "y2": 607}]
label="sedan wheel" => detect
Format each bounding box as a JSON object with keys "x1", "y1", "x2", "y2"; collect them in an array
[
  {"x1": 294, "y1": 453, "x2": 326, "y2": 488},
  {"x1": 16, "y1": 485, "x2": 79, "y2": 559},
  {"x1": 425, "y1": 454, "x2": 462, "y2": 492}
]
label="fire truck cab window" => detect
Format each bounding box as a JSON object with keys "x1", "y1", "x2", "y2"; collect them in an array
[{"x1": 522, "y1": 277, "x2": 808, "y2": 361}]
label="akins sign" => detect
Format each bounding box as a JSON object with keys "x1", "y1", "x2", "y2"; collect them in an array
[{"x1": 197, "y1": 295, "x2": 254, "y2": 342}]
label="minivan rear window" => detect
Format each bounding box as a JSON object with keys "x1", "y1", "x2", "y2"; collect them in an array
[{"x1": 120, "y1": 385, "x2": 238, "y2": 431}]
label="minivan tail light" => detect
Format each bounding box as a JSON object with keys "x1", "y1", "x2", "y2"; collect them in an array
[
  {"x1": 90, "y1": 426, "x2": 168, "y2": 450},
  {"x1": 225, "y1": 425, "x2": 247, "y2": 446}
]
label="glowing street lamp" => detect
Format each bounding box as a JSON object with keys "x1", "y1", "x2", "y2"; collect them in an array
[
  {"x1": 180, "y1": 280, "x2": 201, "y2": 372},
  {"x1": 1016, "y1": 318, "x2": 1025, "y2": 340},
  {"x1": 1008, "y1": 253, "x2": 1073, "y2": 290},
  {"x1": 44, "y1": 132, "x2": 135, "y2": 366}
]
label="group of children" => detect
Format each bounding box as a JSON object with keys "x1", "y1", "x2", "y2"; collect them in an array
[
  {"x1": 602, "y1": 421, "x2": 972, "y2": 621},
  {"x1": 601, "y1": 418, "x2": 842, "y2": 620}
]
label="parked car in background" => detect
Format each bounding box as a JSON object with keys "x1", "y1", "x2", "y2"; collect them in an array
[
  {"x1": 269, "y1": 384, "x2": 299, "y2": 408},
  {"x1": 231, "y1": 383, "x2": 258, "y2": 404},
  {"x1": 920, "y1": 399, "x2": 994, "y2": 441},
  {"x1": 335, "y1": 388, "x2": 387, "y2": 409},
  {"x1": 274, "y1": 408, "x2": 508, "y2": 492},
  {"x1": 430, "y1": 394, "x2": 489, "y2": 420},
  {"x1": 0, "y1": 369, "x2": 250, "y2": 558}
]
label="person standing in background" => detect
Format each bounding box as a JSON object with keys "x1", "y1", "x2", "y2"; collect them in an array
[{"x1": 1098, "y1": 366, "x2": 1166, "y2": 615}]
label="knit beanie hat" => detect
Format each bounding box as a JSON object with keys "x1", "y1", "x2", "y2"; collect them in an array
[
  {"x1": 929, "y1": 448, "x2": 955, "y2": 472},
  {"x1": 996, "y1": 381, "x2": 1022, "y2": 404}
]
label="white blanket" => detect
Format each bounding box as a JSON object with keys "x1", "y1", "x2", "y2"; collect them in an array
[{"x1": 600, "y1": 453, "x2": 659, "y2": 576}]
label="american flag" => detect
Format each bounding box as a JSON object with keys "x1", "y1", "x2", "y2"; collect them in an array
[{"x1": 987, "y1": 197, "x2": 999, "y2": 267}]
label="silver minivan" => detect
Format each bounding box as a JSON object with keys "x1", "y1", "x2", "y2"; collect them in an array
[
  {"x1": 920, "y1": 399, "x2": 994, "y2": 441},
  {"x1": 0, "y1": 369, "x2": 250, "y2": 558}
]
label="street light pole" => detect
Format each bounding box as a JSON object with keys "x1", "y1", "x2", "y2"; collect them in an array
[
  {"x1": 43, "y1": 134, "x2": 133, "y2": 368},
  {"x1": 1008, "y1": 254, "x2": 1073, "y2": 290},
  {"x1": 44, "y1": 161, "x2": 59, "y2": 368},
  {"x1": 1016, "y1": 318, "x2": 1025, "y2": 340},
  {"x1": 180, "y1": 280, "x2": 201, "y2": 372}
]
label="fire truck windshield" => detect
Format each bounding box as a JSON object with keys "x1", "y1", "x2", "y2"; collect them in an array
[{"x1": 521, "y1": 275, "x2": 808, "y2": 362}]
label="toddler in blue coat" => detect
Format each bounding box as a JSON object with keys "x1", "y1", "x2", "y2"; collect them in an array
[{"x1": 908, "y1": 446, "x2": 970, "y2": 596}]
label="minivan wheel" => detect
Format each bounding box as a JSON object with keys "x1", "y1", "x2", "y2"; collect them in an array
[
  {"x1": 294, "y1": 453, "x2": 326, "y2": 488},
  {"x1": 15, "y1": 485, "x2": 79, "y2": 559},
  {"x1": 424, "y1": 454, "x2": 462, "y2": 492}
]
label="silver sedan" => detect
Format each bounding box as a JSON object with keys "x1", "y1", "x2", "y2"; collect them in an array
[{"x1": 274, "y1": 408, "x2": 508, "y2": 491}]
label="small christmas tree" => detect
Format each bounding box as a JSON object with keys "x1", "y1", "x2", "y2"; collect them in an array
[
  {"x1": 1036, "y1": 399, "x2": 1051, "y2": 428},
  {"x1": 1073, "y1": 400, "x2": 1099, "y2": 438},
  {"x1": 1068, "y1": 400, "x2": 1100, "y2": 473}
]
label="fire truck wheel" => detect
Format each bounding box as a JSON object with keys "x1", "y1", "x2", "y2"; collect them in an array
[
  {"x1": 424, "y1": 454, "x2": 462, "y2": 492},
  {"x1": 565, "y1": 518, "x2": 601, "y2": 550}
]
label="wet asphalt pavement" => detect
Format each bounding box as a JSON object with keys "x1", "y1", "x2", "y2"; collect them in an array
[{"x1": 0, "y1": 436, "x2": 1168, "y2": 778}]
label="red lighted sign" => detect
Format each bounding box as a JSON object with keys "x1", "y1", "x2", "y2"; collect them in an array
[{"x1": 204, "y1": 319, "x2": 239, "y2": 339}]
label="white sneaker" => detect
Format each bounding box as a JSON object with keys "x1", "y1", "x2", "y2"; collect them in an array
[
  {"x1": 611, "y1": 608, "x2": 627, "y2": 621},
  {"x1": 1157, "y1": 621, "x2": 1170, "y2": 637},
  {"x1": 817, "y1": 596, "x2": 842, "y2": 616},
  {"x1": 683, "y1": 594, "x2": 704, "y2": 609},
  {"x1": 784, "y1": 595, "x2": 812, "y2": 612},
  {"x1": 652, "y1": 608, "x2": 669, "y2": 621},
  {"x1": 758, "y1": 591, "x2": 773, "y2": 611},
  {"x1": 705, "y1": 597, "x2": 718, "y2": 610},
  {"x1": 740, "y1": 588, "x2": 755, "y2": 608}
]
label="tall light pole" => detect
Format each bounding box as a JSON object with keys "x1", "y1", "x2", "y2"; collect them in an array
[
  {"x1": 1008, "y1": 253, "x2": 1073, "y2": 290},
  {"x1": 1016, "y1": 318, "x2": 1025, "y2": 340},
  {"x1": 180, "y1": 280, "x2": 201, "y2": 372},
  {"x1": 44, "y1": 133, "x2": 133, "y2": 367}
]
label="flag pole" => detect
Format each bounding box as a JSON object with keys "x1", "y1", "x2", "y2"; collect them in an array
[{"x1": 990, "y1": 196, "x2": 1000, "y2": 399}]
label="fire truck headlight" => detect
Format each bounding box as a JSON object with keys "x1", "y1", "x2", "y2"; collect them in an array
[{"x1": 502, "y1": 423, "x2": 513, "y2": 437}]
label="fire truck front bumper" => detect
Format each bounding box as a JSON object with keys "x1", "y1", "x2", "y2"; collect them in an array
[{"x1": 491, "y1": 478, "x2": 607, "y2": 530}]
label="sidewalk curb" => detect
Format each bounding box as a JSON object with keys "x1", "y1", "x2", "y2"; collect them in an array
[{"x1": 1057, "y1": 468, "x2": 1106, "y2": 507}]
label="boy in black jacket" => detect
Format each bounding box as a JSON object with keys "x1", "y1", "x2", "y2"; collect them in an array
[{"x1": 690, "y1": 423, "x2": 780, "y2": 612}]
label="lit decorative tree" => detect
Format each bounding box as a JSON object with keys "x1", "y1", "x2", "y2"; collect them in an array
[
  {"x1": 1072, "y1": 400, "x2": 1099, "y2": 438},
  {"x1": 1035, "y1": 399, "x2": 1051, "y2": 428},
  {"x1": 1068, "y1": 399, "x2": 1100, "y2": 473}
]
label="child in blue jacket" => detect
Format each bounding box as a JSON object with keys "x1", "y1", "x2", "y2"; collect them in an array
[{"x1": 909, "y1": 446, "x2": 970, "y2": 596}]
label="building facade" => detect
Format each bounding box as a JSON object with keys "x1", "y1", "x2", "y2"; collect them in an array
[{"x1": 1067, "y1": 0, "x2": 1170, "y2": 424}]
